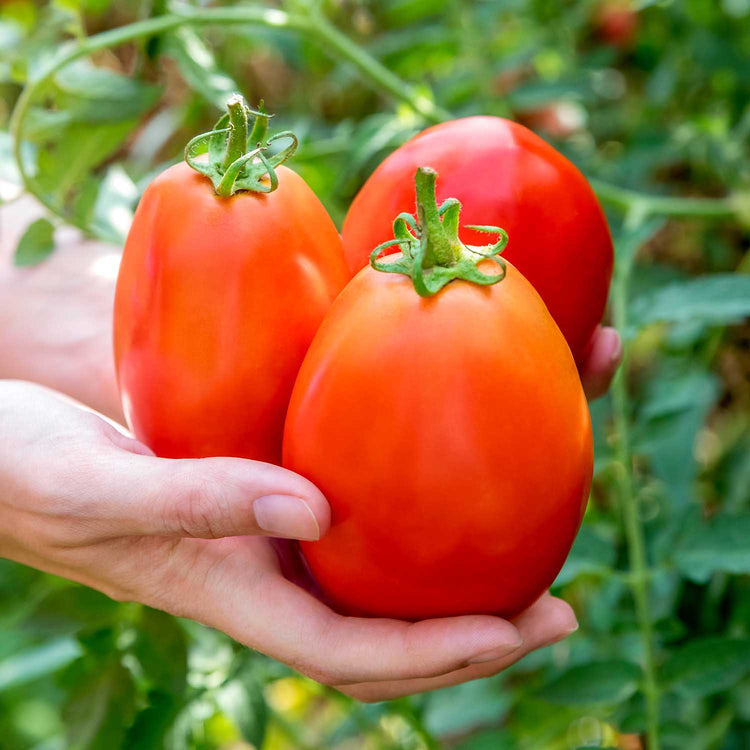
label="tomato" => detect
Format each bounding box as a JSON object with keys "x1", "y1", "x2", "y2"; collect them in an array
[
  {"x1": 284, "y1": 168, "x2": 593, "y2": 620},
  {"x1": 594, "y1": 1, "x2": 639, "y2": 49},
  {"x1": 341, "y1": 116, "x2": 613, "y2": 365},
  {"x1": 114, "y1": 98, "x2": 350, "y2": 463}
]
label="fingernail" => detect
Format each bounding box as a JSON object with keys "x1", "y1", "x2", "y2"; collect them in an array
[
  {"x1": 467, "y1": 638, "x2": 524, "y2": 664},
  {"x1": 253, "y1": 495, "x2": 320, "y2": 540},
  {"x1": 542, "y1": 621, "x2": 579, "y2": 649}
]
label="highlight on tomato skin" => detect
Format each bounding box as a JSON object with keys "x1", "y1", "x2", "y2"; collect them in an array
[
  {"x1": 284, "y1": 168, "x2": 594, "y2": 621},
  {"x1": 341, "y1": 116, "x2": 614, "y2": 366}
]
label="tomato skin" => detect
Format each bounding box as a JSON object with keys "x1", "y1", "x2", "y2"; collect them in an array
[
  {"x1": 594, "y1": 1, "x2": 639, "y2": 49},
  {"x1": 341, "y1": 117, "x2": 613, "y2": 364},
  {"x1": 114, "y1": 162, "x2": 350, "y2": 463},
  {"x1": 283, "y1": 260, "x2": 593, "y2": 620}
]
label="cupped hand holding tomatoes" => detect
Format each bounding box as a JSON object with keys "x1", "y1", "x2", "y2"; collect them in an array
[
  {"x1": 285, "y1": 167, "x2": 594, "y2": 621},
  {"x1": 114, "y1": 96, "x2": 350, "y2": 463},
  {"x1": 342, "y1": 116, "x2": 613, "y2": 365}
]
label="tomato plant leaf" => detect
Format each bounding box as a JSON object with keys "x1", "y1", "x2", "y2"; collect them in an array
[
  {"x1": 674, "y1": 513, "x2": 750, "y2": 583},
  {"x1": 53, "y1": 61, "x2": 160, "y2": 123},
  {"x1": 63, "y1": 658, "x2": 137, "y2": 750},
  {"x1": 554, "y1": 524, "x2": 617, "y2": 586},
  {"x1": 25, "y1": 584, "x2": 121, "y2": 635},
  {"x1": 123, "y1": 689, "x2": 184, "y2": 749},
  {"x1": 163, "y1": 27, "x2": 241, "y2": 109},
  {"x1": 14, "y1": 217, "x2": 55, "y2": 266},
  {"x1": 214, "y1": 671, "x2": 269, "y2": 747},
  {"x1": 424, "y1": 677, "x2": 511, "y2": 736},
  {"x1": 0, "y1": 637, "x2": 81, "y2": 691},
  {"x1": 131, "y1": 608, "x2": 188, "y2": 695},
  {"x1": 536, "y1": 661, "x2": 642, "y2": 706},
  {"x1": 629, "y1": 274, "x2": 750, "y2": 333},
  {"x1": 661, "y1": 638, "x2": 750, "y2": 698}
]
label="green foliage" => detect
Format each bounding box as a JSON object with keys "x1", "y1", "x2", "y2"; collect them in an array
[
  {"x1": 14, "y1": 216, "x2": 54, "y2": 265},
  {"x1": 1, "y1": 0, "x2": 749, "y2": 748}
]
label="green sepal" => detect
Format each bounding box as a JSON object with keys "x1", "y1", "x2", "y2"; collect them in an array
[
  {"x1": 183, "y1": 95, "x2": 297, "y2": 197},
  {"x1": 370, "y1": 167, "x2": 509, "y2": 297}
]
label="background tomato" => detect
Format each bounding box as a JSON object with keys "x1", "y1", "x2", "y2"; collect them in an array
[
  {"x1": 284, "y1": 170, "x2": 593, "y2": 619},
  {"x1": 342, "y1": 116, "x2": 614, "y2": 365},
  {"x1": 114, "y1": 161, "x2": 350, "y2": 463}
]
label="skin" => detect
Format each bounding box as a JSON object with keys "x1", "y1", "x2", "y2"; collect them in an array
[
  {"x1": 0, "y1": 196, "x2": 620, "y2": 701},
  {"x1": 342, "y1": 116, "x2": 615, "y2": 365},
  {"x1": 114, "y1": 162, "x2": 351, "y2": 463},
  {"x1": 284, "y1": 261, "x2": 593, "y2": 620}
]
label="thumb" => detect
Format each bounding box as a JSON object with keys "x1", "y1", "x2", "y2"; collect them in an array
[{"x1": 109, "y1": 451, "x2": 330, "y2": 541}]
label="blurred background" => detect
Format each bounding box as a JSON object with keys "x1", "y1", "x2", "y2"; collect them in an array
[{"x1": 0, "y1": 0, "x2": 749, "y2": 748}]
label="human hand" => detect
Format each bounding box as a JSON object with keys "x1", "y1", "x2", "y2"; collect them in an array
[
  {"x1": 580, "y1": 325, "x2": 623, "y2": 400},
  {"x1": 0, "y1": 197, "x2": 124, "y2": 422},
  {"x1": 0, "y1": 380, "x2": 578, "y2": 701}
]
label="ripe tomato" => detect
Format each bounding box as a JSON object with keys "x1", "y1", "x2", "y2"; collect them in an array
[
  {"x1": 114, "y1": 98, "x2": 350, "y2": 462},
  {"x1": 594, "y1": 1, "x2": 639, "y2": 49},
  {"x1": 284, "y1": 168, "x2": 593, "y2": 620},
  {"x1": 342, "y1": 116, "x2": 613, "y2": 365}
]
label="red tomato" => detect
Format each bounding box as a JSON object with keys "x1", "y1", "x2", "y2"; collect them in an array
[
  {"x1": 114, "y1": 161, "x2": 350, "y2": 462},
  {"x1": 285, "y1": 169, "x2": 593, "y2": 620},
  {"x1": 594, "y1": 1, "x2": 639, "y2": 49},
  {"x1": 342, "y1": 116, "x2": 613, "y2": 364}
]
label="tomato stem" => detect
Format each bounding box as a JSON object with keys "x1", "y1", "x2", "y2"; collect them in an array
[
  {"x1": 183, "y1": 94, "x2": 298, "y2": 197},
  {"x1": 249, "y1": 100, "x2": 270, "y2": 146},
  {"x1": 414, "y1": 167, "x2": 462, "y2": 267},
  {"x1": 370, "y1": 167, "x2": 509, "y2": 296},
  {"x1": 221, "y1": 94, "x2": 250, "y2": 170}
]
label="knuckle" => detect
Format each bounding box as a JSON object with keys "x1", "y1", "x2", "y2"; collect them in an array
[{"x1": 168, "y1": 467, "x2": 225, "y2": 539}]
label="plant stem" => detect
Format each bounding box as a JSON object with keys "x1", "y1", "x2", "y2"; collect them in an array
[
  {"x1": 221, "y1": 94, "x2": 249, "y2": 170},
  {"x1": 304, "y1": 9, "x2": 451, "y2": 125},
  {"x1": 10, "y1": 4, "x2": 746, "y2": 241},
  {"x1": 8, "y1": 4, "x2": 443, "y2": 239},
  {"x1": 610, "y1": 212, "x2": 661, "y2": 750},
  {"x1": 590, "y1": 178, "x2": 737, "y2": 219},
  {"x1": 415, "y1": 166, "x2": 460, "y2": 266}
]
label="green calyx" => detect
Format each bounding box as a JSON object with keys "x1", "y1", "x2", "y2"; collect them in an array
[
  {"x1": 184, "y1": 94, "x2": 298, "y2": 197},
  {"x1": 370, "y1": 166, "x2": 509, "y2": 296}
]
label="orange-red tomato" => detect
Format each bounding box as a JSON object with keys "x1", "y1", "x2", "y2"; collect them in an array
[
  {"x1": 114, "y1": 162, "x2": 350, "y2": 463},
  {"x1": 594, "y1": 1, "x2": 639, "y2": 49},
  {"x1": 283, "y1": 258, "x2": 593, "y2": 620},
  {"x1": 342, "y1": 117, "x2": 613, "y2": 364}
]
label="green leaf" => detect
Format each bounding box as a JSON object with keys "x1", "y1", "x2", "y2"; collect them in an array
[
  {"x1": 163, "y1": 27, "x2": 240, "y2": 109},
  {"x1": 131, "y1": 608, "x2": 188, "y2": 695},
  {"x1": 26, "y1": 584, "x2": 120, "y2": 635},
  {"x1": 53, "y1": 61, "x2": 160, "y2": 123},
  {"x1": 0, "y1": 129, "x2": 22, "y2": 201},
  {"x1": 123, "y1": 690, "x2": 183, "y2": 750},
  {"x1": 613, "y1": 216, "x2": 666, "y2": 272},
  {"x1": 424, "y1": 677, "x2": 511, "y2": 736},
  {"x1": 629, "y1": 274, "x2": 750, "y2": 334},
  {"x1": 214, "y1": 671, "x2": 268, "y2": 747},
  {"x1": 554, "y1": 524, "x2": 616, "y2": 586},
  {"x1": 661, "y1": 638, "x2": 750, "y2": 698},
  {"x1": 63, "y1": 658, "x2": 137, "y2": 750},
  {"x1": 674, "y1": 513, "x2": 750, "y2": 583},
  {"x1": 536, "y1": 661, "x2": 642, "y2": 706},
  {"x1": 90, "y1": 163, "x2": 137, "y2": 242},
  {"x1": 14, "y1": 217, "x2": 55, "y2": 266},
  {"x1": 455, "y1": 729, "x2": 515, "y2": 750},
  {"x1": 0, "y1": 637, "x2": 81, "y2": 691}
]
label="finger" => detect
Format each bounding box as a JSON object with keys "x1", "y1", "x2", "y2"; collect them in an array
[
  {"x1": 334, "y1": 593, "x2": 577, "y2": 702},
  {"x1": 96, "y1": 450, "x2": 330, "y2": 541},
  {"x1": 194, "y1": 546, "x2": 524, "y2": 686},
  {"x1": 580, "y1": 326, "x2": 622, "y2": 400}
]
